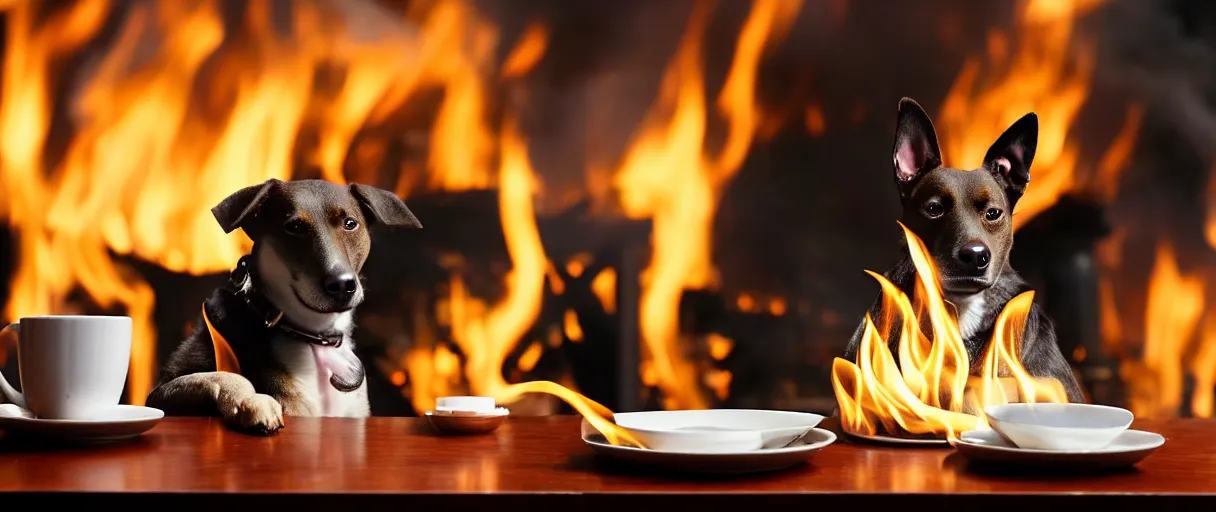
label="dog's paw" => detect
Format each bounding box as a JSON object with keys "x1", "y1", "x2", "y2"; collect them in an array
[{"x1": 228, "y1": 393, "x2": 284, "y2": 435}]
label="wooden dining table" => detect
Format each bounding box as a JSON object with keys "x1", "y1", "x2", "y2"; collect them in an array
[{"x1": 1, "y1": 415, "x2": 1213, "y2": 508}]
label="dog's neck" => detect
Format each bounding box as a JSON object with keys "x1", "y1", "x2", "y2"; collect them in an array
[
  {"x1": 244, "y1": 245, "x2": 354, "y2": 337},
  {"x1": 944, "y1": 291, "x2": 986, "y2": 340}
]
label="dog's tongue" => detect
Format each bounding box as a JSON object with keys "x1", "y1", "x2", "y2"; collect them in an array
[{"x1": 311, "y1": 343, "x2": 365, "y2": 393}]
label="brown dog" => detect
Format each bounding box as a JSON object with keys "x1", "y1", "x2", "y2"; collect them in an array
[
  {"x1": 146, "y1": 179, "x2": 421, "y2": 434},
  {"x1": 842, "y1": 98, "x2": 1085, "y2": 403}
]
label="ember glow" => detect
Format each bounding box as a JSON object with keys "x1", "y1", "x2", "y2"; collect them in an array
[{"x1": 831, "y1": 224, "x2": 1069, "y2": 439}]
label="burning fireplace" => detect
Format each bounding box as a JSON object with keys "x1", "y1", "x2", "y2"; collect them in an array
[{"x1": 2, "y1": 0, "x2": 1216, "y2": 420}]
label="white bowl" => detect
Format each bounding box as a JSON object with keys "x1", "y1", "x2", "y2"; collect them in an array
[
  {"x1": 583, "y1": 409, "x2": 824, "y2": 454},
  {"x1": 435, "y1": 396, "x2": 496, "y2": 414},
  {"x1": 984, "y1": 403, "x2": 1134, "y2": 451}
]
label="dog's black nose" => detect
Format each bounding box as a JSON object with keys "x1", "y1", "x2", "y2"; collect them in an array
[
  {"x1": 324, "y1": 273, "x2": 358, "y2": 301},
  {"x1": 957, "y1": 242, "x2": 991, "y2": 270}
]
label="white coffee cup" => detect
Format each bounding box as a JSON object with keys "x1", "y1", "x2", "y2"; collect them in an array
[{"x1": 0, "y1": 315, "x2": 133, "y2": 420}]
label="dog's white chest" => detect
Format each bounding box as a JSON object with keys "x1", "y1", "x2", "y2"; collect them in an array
[
  {"x1": 273, "y1": 336, "x2": 369, "y2": 418},
  {"x1": 951, "y1": 295, "x2": 986, "y2": 340}
]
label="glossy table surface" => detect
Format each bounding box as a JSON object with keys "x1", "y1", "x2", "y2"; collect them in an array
[{"x1": 1, "y1": 415, "x2": 1214, "y2": 507}]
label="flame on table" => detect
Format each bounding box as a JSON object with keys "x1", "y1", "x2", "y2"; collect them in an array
[
  {"x1": 831, "y1": 223, "x2": 1070, "y2": 440},
  {"x1": 496, "y1": 380, "x2": 645, "y2": 448}
]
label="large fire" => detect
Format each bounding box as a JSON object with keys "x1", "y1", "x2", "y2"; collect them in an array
[
  {"x1": 831, "y1": 224, "x2": 1070, "y2": 439},
  {"x1": 390, "y1": 0, "x2": 804, "y2": 412},
  {"x1": 0, "y1": 0, "x2": 799, "y2": 412},
  {"x1": 939, "y1": 0, "x2": 1117, "y2": 231},
  {"x1": 2, "y1": 0, "x2": 1215, "y2": 422},
  {"x1": 611, "y1": 0, "x2": 802, "y2": 410}
]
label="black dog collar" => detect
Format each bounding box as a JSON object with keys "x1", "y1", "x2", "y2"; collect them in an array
[{"x1": 229, "y1": 255, "x2": 345, "y2": 348}]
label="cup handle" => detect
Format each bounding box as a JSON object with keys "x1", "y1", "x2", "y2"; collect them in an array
[{"x1": 0, "y1": 323, "x2": 25, "y2": 409}]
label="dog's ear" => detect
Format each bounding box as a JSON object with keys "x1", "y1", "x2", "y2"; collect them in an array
[
  {"x1": 983, "y1": 112, "x2": 1038, "y2": 207},
  {"x1": 349, "y1": 183, "x2": 422, "y2": 228},
  {"x1": 893, "y1": 97, "x2": 943, "y2": 201},
  {"x1": 212, "y1": 179, "x2": 281, "y2": 234}
]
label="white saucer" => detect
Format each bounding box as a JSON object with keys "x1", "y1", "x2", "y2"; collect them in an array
[
  {"x1": 582, "y1": 427, "x2": 837, "y2": 475},
  {"x1": 0, "y1": 404, "x2": 164, "y2": 443},
  {"x1": 950, "y1": 428, "x2": 1164, "y2": 470}
]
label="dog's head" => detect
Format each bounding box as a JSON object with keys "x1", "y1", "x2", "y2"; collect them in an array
[
  {"x1": 890, "y1": 97, "x2": 1038, "y2": 296},
  {"x1": 211, "y1": 179, "x2": 420, "y2": 326}
]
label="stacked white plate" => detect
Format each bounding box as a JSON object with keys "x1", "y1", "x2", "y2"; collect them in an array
[{"x1": 581, "y1": 409, "x2": 834, "y2": 474}]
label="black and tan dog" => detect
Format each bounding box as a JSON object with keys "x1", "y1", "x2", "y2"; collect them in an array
[
  {"x1": 842, "y1": 98, "x2": 1084, "y2": 402},
  {"x1": 146, "y1": 179, "x2": 421, "y2": 434}
]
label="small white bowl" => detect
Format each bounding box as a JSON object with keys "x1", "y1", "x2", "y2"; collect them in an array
[
  {"x1": 435, "y1": 396, "x2": 497, "y2": 414},
  {"x1": 984, "y1": 403, "x2": 1134, "y2": 451},
  {"x1": 585, "y1": 409, "x2": 824, "y2": 454}
]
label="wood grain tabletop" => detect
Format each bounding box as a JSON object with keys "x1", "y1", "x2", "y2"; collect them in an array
[{"x1": 1, "y1": 415, "x2": 1213, "y2": 508}]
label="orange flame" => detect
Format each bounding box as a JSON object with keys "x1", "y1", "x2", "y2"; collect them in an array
[
  {"x1": 1206, "y1": 161, "x2": 1216, "y2": 252},
  {"x1": 495, "y1": 380, "x2": 645, "y2": 448},
  {"x1": 203, "y1": 306, "x2": 241, "y2": 375},
  {"x1": 614, "y1": 0, "x2": 802, "y2": 409},
  {"x1": 938, "y1": 0, "x2": 1111, "y2": 230},
  {"x1": 1190, "y1": 311, "x2": 1216, "y2": 418},
  {"x1": 500, "y1": 23, "x2": 548, "y2": 80},
  {"x1": 591, "y1": 267, "x2": 616, "y2": 314},
  {"x1": 831, "y1": 223, "x2": 1069, "y2": 439},
  {"x1": 442, "y1": 118, "x2": 547, "y2": 406},
  {"x1": 562, "y1": 310, "x2": 584, "y2": 343},
  {"x1": 381, "y1": 0, "x2": 502, "y2": 194},
  {"x1": 402, "y1": 114, "x2": 548, "y2": 413},
  {"x1": 1121, "y1": 242, "x2": 1204, "y2": 418},
  {"x1": 0, "y1": 0, "x2": 165, "y2": 405}
]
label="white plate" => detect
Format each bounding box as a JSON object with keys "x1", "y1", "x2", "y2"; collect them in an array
[
  {"x1": 582, "y1": 427, "x2": 837, "y2": 475},
  {"x1": 950, "y1": 428, "x2": 1164, "y2": 470},
  {"x1": 604, "y1": 409, "x2": 825, "y2": 453},
  {"x1": 0, "y1": 403, "x2": 164, "y2": 443}
]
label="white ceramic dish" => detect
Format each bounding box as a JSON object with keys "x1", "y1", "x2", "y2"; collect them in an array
[
  {"x1": 984, "y1": 403, "x2": 1133, "y2": 451},
  {"x1": 951, "y1": 428, "x2": 1164, "y2": 470},
  {"x1": 435, "y1": 396, "x2": 497, "y2": 414},
  {"x1": 601, "y1": 409, "x2": 825, "y2": 453},
  {"x1": 0, "y1": 403, "x2": 163, "y2": 443},
  {"x1": 581, "y1": 421, "x2": 836, "y2": 474}
]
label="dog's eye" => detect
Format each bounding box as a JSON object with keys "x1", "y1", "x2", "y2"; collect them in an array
[
  {"x1": 924, "y1": 202, "x2": 945, "y2": 218},
  {"x1": 985, "y1": 208, "x2": 1003, "y2": 221},
  {"x1": 343, "y1": 218, "x2": 359, "y2": 231},
  {"x1": 284, "y1": 219, "x2": 309, "y2": 235}
]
